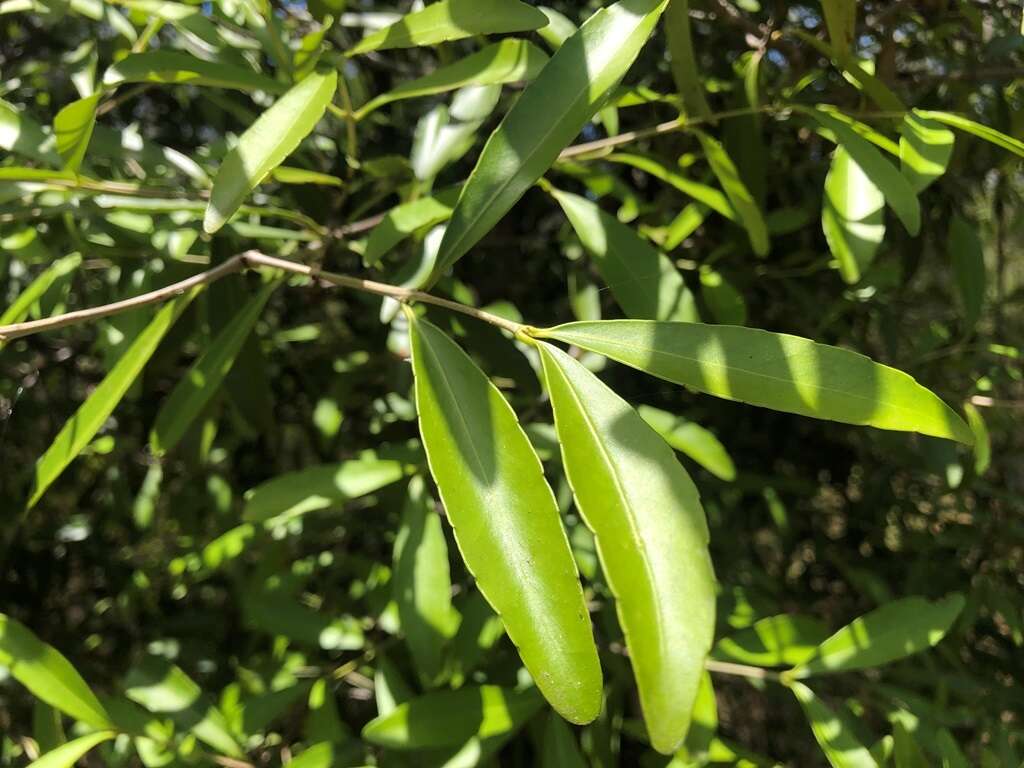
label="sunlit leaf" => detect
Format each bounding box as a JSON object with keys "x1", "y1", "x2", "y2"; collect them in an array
[
  {"x1": 695, "y1": 130, "x2": 770, "y2": 256},
  {"x1": 53, "y1": 93, "x2": 100, "y2": 172},
  {"x1": 0, "y1": 254, "x2": 82, "y2": 327},
  {"x1": 363, "y1": 188, "x2": 460, "y2": 266},
  {"x1": 713, "y1": 614, "x2": 829, "y2": 667},
  {"x1": 0, "y1": 98, "x2": 59, "y2": 164},
  {"x1": 790, "y1": 681, "x2": 878, "y2": 768},
  {"x1": 25, "y1": 732, "x2": 115, "y2": 768},
  {"x1": 103, "y1": 50, "x2": 282, "y2": 92},
  {"x1": 636, "y1": 405, "x2": 736, "y2": 481},
  {"x1": 900, "y1": 111, "x2": 955, "y2": 193},
  {"x1": 823, "y1": 145, "x2": 886, "y2": 284},
  {"x1": 917, "y1": 110, "x2": 1024, "y2": 158}
]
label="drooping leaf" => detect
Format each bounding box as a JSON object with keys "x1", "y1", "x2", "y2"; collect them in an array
[
  {"x1": 712, "y1": 614, "x2": 830, "y2": 667},
  {"x1": 363, "y1": 188, "x2": 460, "y2": 267},
  {"x1": 916, "y1": 110, "x2": 1024, "y2": 158},
  {"x1": 900, "y1": 111, "x2": 955, "y2": 193},
  {"x1": 150, "y1": 278, "x2": 278, "y2": 455},
  {"x1": 534, "y1": 320, "x2": 974, "y2": 444},
  {"x1": 636, "y1": 405, "x2": 736, "y2": 481},
  {"x1": 604, "y1": 153, "x2": 735, "y2": 220},
  {"x1": 551, "y1": 188, "x2": 698, "y2": 322},
  {"x1": 790, "y1": 682, "x2": 878, "y2": 768},
  {"x1": 805, "y1": 107, "x2": 921, "y2": 236},
  {"x1": 664, "y1": 0, "x2": 712, "y2": 119},
  {"x1": 407, "y1": 313, "x2": 601, "y2": 724},
  {"x1": 790, "y1": 30, "x2": 904, "y2": 112},
  {"x1": 694, "y1": 130, "x2": 770, "y2": 256},
  {"x1": 103, "y1": 50, "x2": 282, "y2": 93},
  {"x1": 393, "y1": 476, "x2": 461, "y2": 684},
  {"x1": 243, "y1": 456, "x2": 405, "y2": 524},
  {"x1": 538, "y1": 341, "x2": 716, "y2": 754},
  {"x1": 346, "y1": 0, "x2": 548, "y2": 55},
  {"x1": 948, "y1": 214, "x2": 985, "y2": 332},
  {"x1": 356, "y1": 39, "x2": 548, "y2": 119},
  {"x1": 787, "y1": 595, "x2": 965, "y2": 679},
  {"x1": 0, "y1": 253, "x2": 82, "y2": 327},
  {"x1": 53, "y1": 93, "x2": 100, "y2": 172},
  {"x1": 0, "y1": 614, "x2": 113, "y2": 729},
  {"x1": 823, "y1": 145, "x2": 886, "y2": 284},
  {"x1": 361, "y1": 685, "x2": 543, "y2": 750},
  {"x1": 28, "y1": 289, "x2": 199, "y2": 509},
  {"x1": 25, "y1": 732, "x2": 115, "y2": 768},
  {"x1": 204, "y1": 70, "x2": 337, "y2": 233},
  {"x1": 433, "y1": 0, "x2": 669, "y2": 279}
]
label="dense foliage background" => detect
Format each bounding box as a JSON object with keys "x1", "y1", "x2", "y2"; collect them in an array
[{"x1": 1, "y1": 0, "x2": 1022, "y2": 765}]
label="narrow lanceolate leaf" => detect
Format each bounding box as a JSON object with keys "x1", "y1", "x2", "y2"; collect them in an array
[
  {"x1": 805, "y1": 108, "x2": 921, "y2": 236},
  {"x1": 534, "y1": 321, "x2": 974, "y2": 444},
  {"x1": 790, "y1": 30, "x2": 904, "y2": 113},
  {"x1": 54, "y1": 93, "x2": 100, "y2": 172},
  {"x1": 821, "y1": 0, "x2": 857, "y2": 55},
  {"x1": 664, "y1": 0, "x2": 712, "y2": 119},
  {"x1": 433, "y1": 0, "x2": 669, "y2": 280},
  {"x1": 948, "y1": 214, "x2": 985, "y2": 332},
  {"x1": 407, "y1": 314, "x2": 601, "y2": 724},
  {"x1": 346, "y1": 0, "x2": 547, "y2": 55},
  {"x1": 900, "y1": 111, "x2": 955, "y2": 193},
  {"x1": 150, "y1": 279, "x2": 278, "y2": 455},
  {"x1": 694, "y1": 130, "x2": 770, "y2": 256},
  {"x1": 0, "y1": 254, "x2": 82, "y2": 327},
  {"x1": 636, "y1": 405, "x2": 736, "y2": 481},
  {"x1": 552, "y1": 189, "x2": 698, "y2": 322},
  {"x1": 787, "y1": 594, "x2": 965, "y2": 679},
  {"x1": 823, "y1": 145, "x2": 886, "y2": 284},
  {"x1": 0, "y1": 614, "x2": 113, "y2": 729},
  {"x1": 916, "y1": 110, "x2": 1024, "y2": 159},
  {"x1": 605, "y1": 152, "x2": 735, "y2": 220},
  {"x1": 26, "y1": 732, "x2": 115, "y2": 768},
  {"x1": 790, "y1": 682, "x2": 878, "y2": 768},
  {"x1": 28, "y1": 289, "x2": 199, "y2": 509},
  {"x1": 363, "y1": 188, "x2": 460, "y2": 266},
  {"x1": 712, "y1": 614, "x2": 829, "y2": 667},
  {"x1": 357, "y1": 39, "x2": 548, "y2": 119},
  {"x1": 204, "y1": 70, "x2": 336, "y2": 234},
  {"x1": 362, "y1": 686, "x2": 543, "y2": 750},
  {"x1": 103, "y1": 50, "x2": 283, "y2": 93},
  {"x1": 393, "y1": 476, "x2": 460, "y2": 684},
  {"x1": 538, "y1": 342, "x2": 716, "y2": 755}
]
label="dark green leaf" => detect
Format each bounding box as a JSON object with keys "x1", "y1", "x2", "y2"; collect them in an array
[
  {"x1": 103, "y1": 50, "x2": 282, "y2": 92},
  {"x1": 791, "y1": 682, "x2": 878, "y2": 768},
  {"x1": 900, "y1": 111, "x2": 955, "y2": 193},
  {"x1": 695, "y1": 130, "x2": 770, "y2": 255},
  {"x1": 948, "y1": 214, "x2": 985, "y2": 331}
]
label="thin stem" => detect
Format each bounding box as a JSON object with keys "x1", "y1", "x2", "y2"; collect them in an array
[{"x1": 704, "y1": 659, "x2": 782, "y2": 682}]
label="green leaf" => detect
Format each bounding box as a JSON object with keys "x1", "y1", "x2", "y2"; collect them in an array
[
  {"x1": 242, "y1": 588, "x2": 364, "y2": 651},
  {"x1": 790, "y1": 682, "x2": 878, "y2": 768},
  {"x1": 357, "y1": 39, "x2": 548, "y2": 119},
  {"x1": 270, "y1": 166, "x2": 343, "y2": 186},
  {"x1": 948, "y1": 214, "x2": 985, "y2": 332},
  {"x1": 125, "y1": 657, "x2": 244, "y2": 757},
  {"x1": 681, "y1": 670, "x2": 717, "y2": 761},
  {"x1": 53, "y1": 93, "x2": 100, "y2": 172},
  {"x1": 805, "y1": 107, "x2": 921, "y2": 236},
  {"x1": 433, "y1": 0, "x2": 669, "y2": 279},
  {"x1": 0, "y1": 98, "x2": 59, "y2": 164},
  {"x1": 604, "y1": 152, "x2": 736, "y2": 220},
  {"x1": 699, "y1": 266, "x2": 747, "y2": 326},
  {"x1": 243, "y1": 456, "x2": 406, "y2": 524},
  {"x1": 821, "y1": 0, "x2": 857, "y2": 55},
  {"x1": 393, "y1": 476, "x2": 461, "y2": 684},
  {"x1": 822, "y1": 145, "x2": 886, "y2": 284},
  {"x1": 538, "y1": 341, "x2": 716, "y2": 754},
  {"x1": 0, "y1": 253, "x2": 82, "y2": 327},
  {"x1": 361, "y1": 685, "x2": 543, "y2": 750},
  {"x1": 541, "y1": 710, "x2": 587, "y2": 768},
  {"x1": 0, "y1": 614, "x2": 113, "y2": 729},
  {"x1": 28, "y1": 289, "x2": 199, "y2": 509},
  {"x1": 25, "y1": 732, "x2": 115, "y2": 768},
  {"x1": 694, "y1": 130, "x2": 770, "y2": 255},
  {"x1": 790, "y1": 29, "x2": 904, "y2": 112},
  {"x1": 536, "y1": 6, "x2": 577, "y2": 50},
  {"x1": 32, "y1": 701, "x2": 65, "y2": 753},
  {"x1": 204, "y1": 70, "x2": 337, "y2": 234},
  {"x1": 893, "y1": 721, "x2": 929, "y2": 768},
  {"x1": 900, "y1": 111, "x2": 955, "y2": 193},
  {"x1": 363, "y1": 188, "x2": 460, "y2": 267},
  {"x1": 407, "y1": 313, "x2": 601, "y2": 724},
  {"x1": 551, "y1": 188, "x2": 698, "y2": 322},
  {"x1": 963, "y1": 403, "x2": 990, "y2": 475},
  {"x1": 664, "y1": 0, "x2": 712, "y2": 119},
  {"x1": 916, "y1": 110, "x2": 1024, "y2": 158},
  {"x1": 346, "y1": 0, "x2": 548, "y2": 55},
  {"x1": 534, "y1": 320, "x2": 974, "y2": 444},
  {"x1": 712, "y1": 614, "x2": 829, "y2": 667},
  {"x1": 103, "y1": 50, "x2": 282, "y2": 93},
  {"x1": 286, "y1": 742, "x2": 335, "y2": 768},
  {"x1": 150, "y1": 278, "x2": 278, "y2": 455},
  {"x1": 787, "y1": 595, "x2": 965, "y2": 679},
  {"x1": 636, "y1": 405, "x2": 736, "y2": 481}
]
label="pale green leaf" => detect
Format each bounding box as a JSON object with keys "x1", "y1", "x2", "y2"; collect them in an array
[
  {"x1": 791, "y1": 682, "x2": 878, "y2": 768},
  {"x1": 26, "y1": 732, "x2": 115, "y2": 768},
  {"x1": 357, "y1": 39, "x2": 548, "y2": 119},
  {"x1": 788, "y1": 595, "x2": 965, "y2": 679},
  {"x1": 695, "y1": 130, "x2": 770, "y2": 256},
  {"x1": 551, "y1": 188, "x2": 698, "y2": 322},
  {"x1": 0, "y1": 614, "x2": 113, "y2": 729},
  {"x1": 536, "y1": 6, "x2": 577, "y2": 50},
  {"x1": 270, "y1": 166, "x2": 343, "y2": 186},
  {"x1": 286, "y1": 743, "x2": 335, "y2": 768},
  {"x1": 538, "y1": 342, "x2": 715, "y2": 754},
  {"x1": 948, "y1": 214, "x2": 985, "y2": 331},
  {"x1": 28, "y1": 289, "x2": 199, "y2": 509},
  {"x1": 534, "y1": 320, "x2": 974, "y2": 444},
  {"x1": 823, "y1": 145, "x2": 886, "y2": 284},
  {"x1": 361, "y1": 685, "x2": 543, "y2": 750},
  {"x1": 433, "y1": 0, "x2": 669, "y2": 279},
  {"x1": 636, "y1": 405, "x2": 736, "y2": 481},
  {"x1": 0, "y1": 254, "x2": 82, "y2": 327},
  {"x1": 53, "y1": 93, "x2": 100, "y2": 172},
  {"x1": 900, "y1": 111, "x2": 955, "y2": 193},
  {"x1": 364, "y1": 190, "x2": 460, "y2": 267},
  {"x1": 407, "y1": 314, "x2": 601, "y2": 724},
  {"x1": 150, "y1": 279, "x2": 278, "y2": 455},
  {"x1": 916, "y1": 110, "x2": 1024, "y2": 158},
  {"x1": 204, "y1": 70, "x2": 337, "y2": 233},
  {"x1": 103, "y1": 50, "x2": 282, "y2": 92},
  {"x1": 604, "y1": 153, "x2": 735, "y2": 220},
  {"x1": 0, "y1": 98, "x2": 59, "y2": 165},
  {"x1": 346, "y1": 0, "x2": 548, "y2": 55},
  {"x1": 664, "y1": 0, "x2": 712, "y2": 119},
  {"x1": 712, "y1": 614, "x2": 829, "y2": 667}
]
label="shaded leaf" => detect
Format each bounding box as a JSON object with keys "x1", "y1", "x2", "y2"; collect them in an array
[
  {"x1": 103, "y1": 50, "x2": 282, "y2": 92},
  {"x1": 900, "y1": 111, "x2": 955, "y2": 193},
  {"x1": 541, "y1": 710, "x2": 587, "y2": 768},
  {"x1": 917, "y1": 110, "x2": 1024, "y2": 158},
  {"x1": 664, "y1": 0, "x2": 712, "y2": 118},
  {"x1": 695, "y1": 130, "x2": 770, "y2": 255},
  {"x1": 791, "y1": 681, "x2": 878, "y2": 768},
  {"x1": 948, "y1": 214, "x2": 985, "y2": 332},
  {"x1": 53, "y1": 93, "x2": 100, "y2": 172},
  {"x1": 364, "y1": 190, "x2": 460, "y2": 267},
  {"x1": 0, "y1": 98, "x2": 59, "y2": 164},
  {"x1": 0, "y1": 254, "x2": 82, "y2": 327},
  {"x1": 26, "y1": 732, "x2": 115, "y2": 768}
]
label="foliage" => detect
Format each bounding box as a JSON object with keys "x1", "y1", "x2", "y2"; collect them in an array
[{"x1": 1, "y1": 1, "x2": 1023, "y2": 766}]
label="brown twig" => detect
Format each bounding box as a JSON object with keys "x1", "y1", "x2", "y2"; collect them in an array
[{"x1": 705, "y1": 659, "x2": 782, "y2": 681}]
